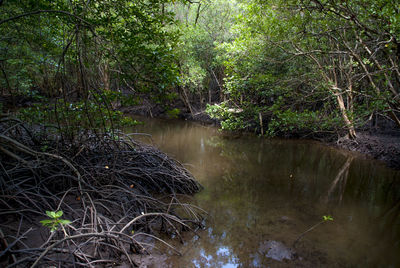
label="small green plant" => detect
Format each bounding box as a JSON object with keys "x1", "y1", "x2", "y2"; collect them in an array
[
  {"x1": 293, "y1": 215, "x2": 334, "y2": 247},
  {"x1": 323, "y1": 215, "x2": 333, "y2": 221},
  {"x1": 40, "y1": 211, "x2": 71, "y2": 232}
]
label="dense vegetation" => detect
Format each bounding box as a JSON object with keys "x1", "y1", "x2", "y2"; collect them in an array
[
  {"x1": 1, "y1": 0, "x2": 180, "y2": 138},
  {"x1": 1, "y1": 0, "x2": 399, "y2": 139},
  {"x1": 173, "y1": 0, "x2": 400, "y2": 139}
]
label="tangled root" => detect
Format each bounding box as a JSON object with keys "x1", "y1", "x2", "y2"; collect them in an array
[{"x1": 0, "y1": 117, "x2": 205, "y2": 267}]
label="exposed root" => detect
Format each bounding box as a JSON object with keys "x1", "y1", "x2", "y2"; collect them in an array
[{"x1": 0, "y1": 117, "x2": 205, "y2": 267}]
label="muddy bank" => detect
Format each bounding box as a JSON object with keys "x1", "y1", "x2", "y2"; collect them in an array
[{"x1": 333, "y1": 131, "x2": 400, "y2": 170}]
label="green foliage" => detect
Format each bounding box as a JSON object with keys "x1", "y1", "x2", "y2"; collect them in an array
[
  {"x1": 40, "y1": 210, "x2": 71, "y2": 232},
  {"x1": 267, "y1": 108, "x2": 343, "y2": 136},
  {"x1": 2, "y1": 0, "x2": 399, "y2": 137},
  {"x1": 172, "y1": 0, "x2": 237, "y2": 97},
  {"x1": 166, "y1": 108, "x2": 181, "y2": 118},
  {"x1": 206, "y1": 0, "x2": 400, "y2": 136},
  {"x1": 18, "y1": 89, "x2": 140, "y2": 141},
  {"x1": 1, "y1": 0, "x2": 181, "y2": 136},
  {"x1": 206, "y1": 102, "x2": 255, "y2": 131},
  {"x1": 323, "y1": 215, "x2": 334, "y2": 221}
]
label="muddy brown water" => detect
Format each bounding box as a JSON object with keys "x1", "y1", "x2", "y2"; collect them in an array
[{"x1": 128, "y1": 117, "x2": 400, "y2": 267}]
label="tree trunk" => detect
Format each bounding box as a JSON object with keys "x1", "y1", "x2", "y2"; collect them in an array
[
  {"x1": 101, "y1": 63, "x2": 110, "y2": 91},
  {"x1": 181, "y1": 86, "x2": 193, "y2": 115},
  {"x1": 210, "y1": 69, "x2": 223, "y2": 102},
  {"x1": 194, "y1": 3, "x2": 201, "y2": 26},
  {"x1": 334, "y1": 88, "x2": 357, "y2": 139},
  {"x1": 259, "y1": 112, "x2": 264, "y2": 136}
]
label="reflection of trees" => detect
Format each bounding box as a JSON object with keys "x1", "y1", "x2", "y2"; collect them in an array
[
  {"x1": 374, "y1": 198, "x2": 400, "y2": 262},
  {"x1": 205, "y1": 136, "x2": 350, "y2": 202},
  {"x1": 196, "y1": 136, "x2": 400, "y2": 266},
  {"x1": 134, "y1": 119, "x2": 400, "y2": 266},
  {"x1": 323, "y1": 156, "x2": 353, "y2": 204}
]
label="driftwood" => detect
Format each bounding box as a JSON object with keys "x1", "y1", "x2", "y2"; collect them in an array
[{"x1": 0, "y1": 117, "x2": 205, "y2": 267}]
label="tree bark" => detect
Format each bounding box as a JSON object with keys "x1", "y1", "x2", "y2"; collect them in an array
[
  {"x1": 333, "y1": 87, "x2": 357, "y2": 139},
  {"x1": 181, "y1": 86, "x2": 194, "y2": 115}
]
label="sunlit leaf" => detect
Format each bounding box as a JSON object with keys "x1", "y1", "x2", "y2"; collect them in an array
[{"x1": 55, "y1": 211, "x2": 63, "y2": 218}]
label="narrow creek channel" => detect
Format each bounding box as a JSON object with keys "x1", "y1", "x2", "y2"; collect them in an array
[{"x1": 128, "y1": 117, "x2": 400, "y2": 267}]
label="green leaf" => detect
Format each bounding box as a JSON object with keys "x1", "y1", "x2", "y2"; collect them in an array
[
  {"x1": 55, "y1": 211, "x2": 63, "y2": 218},
  {"x1": 46, "y1": 211, "x2": 54, "y2": 218},
  {"x1": 323, "y1": 215, "x2": 333, "y2": 221},
  {"x1": 58, "y1": 219, "x2": 71, "y2": 225},
  {"x1": 40, "y1": 219, "x2": 53, "y2": 225}
]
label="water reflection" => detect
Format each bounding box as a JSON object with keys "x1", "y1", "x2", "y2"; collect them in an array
[
  {"x1": 128, "y1": 117, "x2": 400, "y2": 267},
  {"x1": 191, "y1": 246, "x2": 239, "y2": 268}
]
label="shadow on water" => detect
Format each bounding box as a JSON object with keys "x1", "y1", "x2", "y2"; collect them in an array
[{"x1": 128, "y1": 117, "x2": 400, "y2": 267}]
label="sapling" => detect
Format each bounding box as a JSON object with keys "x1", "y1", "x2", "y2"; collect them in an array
[
  {"x1": 40, "y1": 210, "x2": 71, "y2": 232},
  {"x1": 293, "y1": 215, "x2": 333, "y2": 247}
]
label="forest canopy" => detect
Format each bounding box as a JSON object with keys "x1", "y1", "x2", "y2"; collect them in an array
[
  {"x1": 172, "y1": 0, "x2": 400, "y2": 139},
  {"x1": 1, "y1": 0, "x2": 399, "y2": 139},
  {"x1": 1, "y1": 0, "x2": 180, "y2": 140}
]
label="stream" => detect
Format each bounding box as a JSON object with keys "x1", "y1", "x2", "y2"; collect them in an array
[{"x1": 128, "y1": 117, "x2": 400, "y2": 267}]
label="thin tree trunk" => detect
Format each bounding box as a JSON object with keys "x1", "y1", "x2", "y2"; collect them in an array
[
  {"x1": 334, "y1": 88, "x2": 357, "y2": 139},
  {"x1": 101, "y1": 62, "x2": 110, "y2": 91},
  {"x1": 199, "y1": 92, "x2": 203, "y2": 110},
  {"x1": 259, "y1": 112, "x2": 264, "y2": 136},
  {"x1": 181, "y1": 86, "x2": 193, "y2": 115},
  {"x1": 305, "y1": 51, "x2": 357, "y2": 139},
  {"x1": 194, "y1": 3, "x2": 201, "y2": 26},
  {"x1": 210, "y1": 69, "x2": 223, "y2": 102}
]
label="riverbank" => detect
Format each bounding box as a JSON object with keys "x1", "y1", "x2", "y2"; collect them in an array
[
  {"x1": 197, "y1": 114, "x2": 400, "y2": 170},
  {"x1": 334, "y1": 131, "x2": 400, "y2": 170},
  {"x1": 125, "y1": 104, "x2": 400, "y2": 170}
]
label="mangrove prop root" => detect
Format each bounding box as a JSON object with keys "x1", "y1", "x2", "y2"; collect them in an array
[{"x1": 0, "y1": 118, "x2": 205, "y2": 267}]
